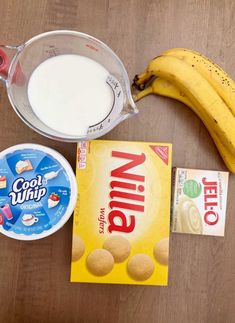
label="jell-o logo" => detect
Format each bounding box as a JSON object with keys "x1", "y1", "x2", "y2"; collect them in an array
[{"x1": 202, "y1": 177, "x2": 219, "y2": 225}]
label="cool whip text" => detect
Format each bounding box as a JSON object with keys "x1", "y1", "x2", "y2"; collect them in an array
[{"x1": 9, "y1": 175, "x2": 47, "y2": 206}]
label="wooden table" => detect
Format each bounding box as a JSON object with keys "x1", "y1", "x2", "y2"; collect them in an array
[{"x1": 0, "y1": 1, "x2": 235, "y2": 322}]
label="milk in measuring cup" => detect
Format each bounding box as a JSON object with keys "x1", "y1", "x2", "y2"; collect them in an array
[{"x1": 28, "y1": 55, "x2": 114, "y2": 136}]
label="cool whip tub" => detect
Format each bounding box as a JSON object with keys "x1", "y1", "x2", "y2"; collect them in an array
[
  {"x1": 0, "y1": 144, "x2": 77, "y2": 240},
  {"x1": 172, "y1": 168, "x2": 229, "y2": 236}
]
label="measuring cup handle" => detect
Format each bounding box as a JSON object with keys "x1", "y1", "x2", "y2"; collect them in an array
[
  {"x1": 0, "y1": 48, "x2": 10, "y2": 82},
  {"x1": 0, "y1": 45, "x2": 25, "y2": 85}
]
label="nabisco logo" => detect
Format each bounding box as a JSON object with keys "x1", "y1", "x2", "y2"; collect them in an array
[
  {"x1": 107, "y1": 150, "x2": 146, "y2": 233},
  {"x1": 150, "y1": 145, "x2": 169, "y2": 165}
]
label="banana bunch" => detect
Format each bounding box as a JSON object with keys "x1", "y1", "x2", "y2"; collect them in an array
[{"x1": 133, "y1": 48, "x2": 235, "y2": 173}]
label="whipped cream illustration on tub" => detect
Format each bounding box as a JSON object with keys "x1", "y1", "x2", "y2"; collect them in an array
[
  {"x1": 0, "y1": 176, "x2": 7, "y2": 189},
  {"x1": 48, "y1": 193, "x2": 60, "y2": 208},
  {"x1": 16, "y1": 160, "x2": 33, "y2": 174},
  {"x1": 21, "y1": 214, "x2": 39, "y2": 226},
  {"x1": 43, "y1": 169, "x2": 62, "y2": 184}
]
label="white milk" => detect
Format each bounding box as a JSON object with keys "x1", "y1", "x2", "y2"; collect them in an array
[{"x1": 27, "y1": 54, "x2": 114, "y2": 136}]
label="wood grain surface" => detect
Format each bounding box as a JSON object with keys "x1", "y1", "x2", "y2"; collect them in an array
[{"x1": 0, "y1": 1, "x2": 235, "y2": 322}]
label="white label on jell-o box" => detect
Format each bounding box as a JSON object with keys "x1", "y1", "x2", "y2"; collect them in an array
[{"x1": 172, "y1": 168, "x2": 229, "y2": 236}]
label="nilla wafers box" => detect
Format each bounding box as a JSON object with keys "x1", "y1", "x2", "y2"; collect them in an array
[{"x1": 71, "y1": 140, "x2": 172, "y2": 285}]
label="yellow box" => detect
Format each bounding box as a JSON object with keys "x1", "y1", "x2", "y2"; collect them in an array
[{"x1": 71, "y1": 140, "x2": 172, "y2": 285}]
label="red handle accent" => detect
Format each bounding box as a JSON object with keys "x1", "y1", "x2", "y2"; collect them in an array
[
  {"x1": 0, "y1": 49, "x2": 10, "y2": 78},
  {"x1": 0, "y1": 48, "x2": 25, "y2": 85}
]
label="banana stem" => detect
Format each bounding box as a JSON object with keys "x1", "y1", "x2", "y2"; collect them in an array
[
  {"x1": 133, "y1": 71, "x2": 153, "y2": 89},
  {"x1": 134, "y1": 86, "x2": 153, "y2": 101}
]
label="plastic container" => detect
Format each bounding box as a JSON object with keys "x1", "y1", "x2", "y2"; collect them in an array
[
  {"x1": 0, "y1": 144, "x2": 77, "y2": 240},
  {"x1": 0, "y1": 30, "x2": 137, "y2": 142}
]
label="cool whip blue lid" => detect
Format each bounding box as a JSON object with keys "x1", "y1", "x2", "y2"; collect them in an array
[{"x1": 0, "y1": 144, "x2": 77, "y2": 240}]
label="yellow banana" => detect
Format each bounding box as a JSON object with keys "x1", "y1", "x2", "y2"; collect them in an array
[
  {"x1": 134, "y1": 55, "x2": 235, "y2": 155},
  {"x1": 134, "y1": 78, "x2": 190, "y2": 106},
  {"x1": 134, "y1": 77, "x2": 235, "y2": 173},
  {"x1": 162, "y1": 48, "x2": 235, "y2": 116}
]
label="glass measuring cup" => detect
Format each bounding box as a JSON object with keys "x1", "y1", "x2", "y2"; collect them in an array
[{"x1": 0, "y1": 30, "x2": 138, "y2": 142}]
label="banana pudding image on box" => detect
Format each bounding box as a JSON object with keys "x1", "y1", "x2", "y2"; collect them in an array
[{"x1": 71, "y1": 140, "x2": 172, "y2": 285}]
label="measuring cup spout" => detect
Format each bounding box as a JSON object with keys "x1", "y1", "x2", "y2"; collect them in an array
[
  {"x1": 0, "y1": 45, "x2": 25, "y2": 85},
  {"x1": 124, "y1": 88, "x2": 138, "y2": 116}
]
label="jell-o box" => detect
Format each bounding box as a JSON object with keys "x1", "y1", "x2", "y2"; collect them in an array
[{"x1": 171, "y1": 168, "x2": 229, "y2": 236}]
